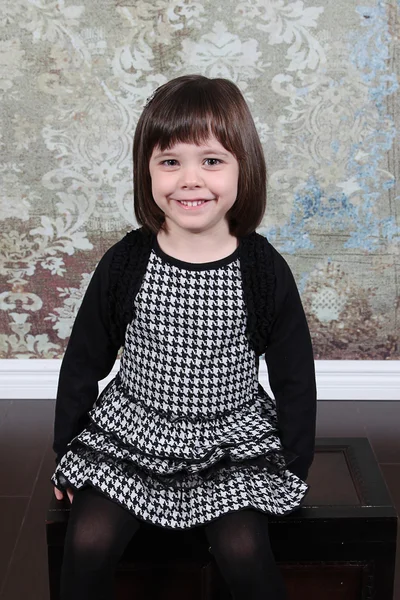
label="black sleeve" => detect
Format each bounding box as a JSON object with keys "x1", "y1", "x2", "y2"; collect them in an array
[
  {"x1": 264, "y1": 247, "x2": 317, "y2": 481},
  {"x1": 52, "y1": 244, "x2": 122, "y2": 465}
]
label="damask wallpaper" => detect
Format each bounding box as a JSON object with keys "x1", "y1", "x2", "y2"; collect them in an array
[{"x1": 0, "y1": 0, "x2": 399, "y2": 360}]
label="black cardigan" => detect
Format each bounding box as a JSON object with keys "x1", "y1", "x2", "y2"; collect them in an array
[{"x1": 53, "y1": 228, "x2": 317, "y2": 481}]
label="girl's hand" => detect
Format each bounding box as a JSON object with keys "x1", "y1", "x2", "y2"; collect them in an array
[{"x1": 53, "y1": 485, "x2": 74, "y2": 504}]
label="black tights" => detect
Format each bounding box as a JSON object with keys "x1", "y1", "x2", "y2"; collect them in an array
[{"x1": 60, "y1": 487, "x2": 287, "y2": 600}]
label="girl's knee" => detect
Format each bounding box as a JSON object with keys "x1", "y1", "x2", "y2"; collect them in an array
[
  {"x1": 216, "y1": 533, "x2": 266, "y2": 566},
  {"x1": 65, "y1": 515, "x2": 131, "y2": 571},
  {"x1": 64, "y1": 488, "x2": 140, "y2": 571},
  {"x1": 66, "y1": 530, "x2": 118, "y2": 571}
]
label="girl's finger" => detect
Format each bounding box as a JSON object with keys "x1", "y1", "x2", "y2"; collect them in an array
[
  {"x1": 66, "y1": 488, "x2": 74, "y2": 504},
  {"x1": 54, "y1": 486, "x2": 64, "y2": 501}
]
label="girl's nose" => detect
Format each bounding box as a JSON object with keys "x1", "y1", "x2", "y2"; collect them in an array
[{"x1": 179, "y1": 167, "x2": 203, "y2": 188}]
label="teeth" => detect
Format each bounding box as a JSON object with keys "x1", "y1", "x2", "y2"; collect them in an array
[{"x1": 180, "y1": 200, "x2": 205, "y2": 207}]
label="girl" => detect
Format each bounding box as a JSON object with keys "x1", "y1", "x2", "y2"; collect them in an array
[{"x1": 51, "y1": 74, "x2": 317, "y2": 600}]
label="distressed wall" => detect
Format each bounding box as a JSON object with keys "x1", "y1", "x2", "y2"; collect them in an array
[{"x1": 0, "y1": 0, "x2": 399, "y2": 359}]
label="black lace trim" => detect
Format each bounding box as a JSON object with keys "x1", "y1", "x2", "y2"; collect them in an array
[
  {"x1": 81, "y1": 417, "x2": 277, "y2": 465},
  {"x1": 239, "y1": 232, "x2": 276, "y2": 356},
  {"x1": 58, "y1": 443, "x2": 289, "y2": 491}
]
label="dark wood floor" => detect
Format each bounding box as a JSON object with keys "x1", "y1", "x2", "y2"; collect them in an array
[{"x1": 0, "y1": 399, "x2": 399, "y2": 600}]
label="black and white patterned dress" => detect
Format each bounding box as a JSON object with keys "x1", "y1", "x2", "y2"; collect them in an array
[{"x1": 51, "y1": 242, "x2": 308, "y2": 529}]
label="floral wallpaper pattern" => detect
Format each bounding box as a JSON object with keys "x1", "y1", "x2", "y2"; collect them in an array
[{"x1": 0, "y1": 0, "x2": 399, "y2": 360}]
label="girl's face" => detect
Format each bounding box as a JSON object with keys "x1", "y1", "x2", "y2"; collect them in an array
[{"x1": 149, "y1": 135, "x2": 239, "y2": 237}]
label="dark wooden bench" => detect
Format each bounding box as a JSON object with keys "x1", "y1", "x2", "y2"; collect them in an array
[{"x1": 46, "y1": 438, "x2": 398, "y2": 600}]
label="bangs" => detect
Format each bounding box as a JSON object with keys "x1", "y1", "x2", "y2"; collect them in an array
[
  {"x1": 152, "y1": 116, "x2": 226, "y2": 152},
  {"x1": 145, "y1": 84, "x2": 242, "y2": 157}
]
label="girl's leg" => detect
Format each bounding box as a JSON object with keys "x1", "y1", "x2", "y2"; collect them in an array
[
  {"x1": 204, "y1": 509, "x2": 287, "y2": 600},
  {"x1": 60, "y1": 486, "x2": 141, "y2": 600}
]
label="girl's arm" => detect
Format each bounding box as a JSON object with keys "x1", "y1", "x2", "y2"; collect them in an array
[
  {"x1": 264, "y1": 248, "x2": 317, "y2": 481},
  {"x1": 53, "y1": 244, "x2": 122, "y2": 465}
]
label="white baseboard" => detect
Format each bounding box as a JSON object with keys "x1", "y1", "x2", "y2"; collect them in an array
[{"x1": 0, "y1": 359, "x2": 399, "y2": 401}]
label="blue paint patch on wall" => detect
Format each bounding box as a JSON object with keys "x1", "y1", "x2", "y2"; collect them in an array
[{"x1": 261, "y1": 178, "x2": 360, "y2": 254}]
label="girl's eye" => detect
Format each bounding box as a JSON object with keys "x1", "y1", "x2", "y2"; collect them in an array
[{"x1": 159, "y1": 158, "x2": 222, "y2": 167}]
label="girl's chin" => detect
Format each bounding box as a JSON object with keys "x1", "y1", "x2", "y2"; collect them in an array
[{"x1": 165, "y1": 217, "x2": 226, "y2": 236}]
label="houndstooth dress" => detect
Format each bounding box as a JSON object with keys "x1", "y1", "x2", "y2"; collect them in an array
[{"x1": 51, "y1": 242, "x2": 308, "y2": 529}]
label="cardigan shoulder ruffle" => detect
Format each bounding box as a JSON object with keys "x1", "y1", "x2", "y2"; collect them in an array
[
  {"x1": 238, "y1": 231, "x2": 276, "y2": 355},
  {"x1": 108, "y1": 228, "x2": 153, "y2": 348}
]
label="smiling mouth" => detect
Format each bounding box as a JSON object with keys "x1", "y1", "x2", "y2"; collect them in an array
[{"x1": 175, "y1": 199, "x2": 214, "y2": 207}]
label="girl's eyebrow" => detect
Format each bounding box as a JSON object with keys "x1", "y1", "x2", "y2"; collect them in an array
[{"x1": 152, "y1": 148, "x2": 230, "y2": 159}]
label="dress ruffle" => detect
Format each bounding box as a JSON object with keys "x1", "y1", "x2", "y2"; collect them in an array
[
  {"x1": 63, "y1": 424, "x2": 282, "y2": 477},
  {"x1": 52, "y1": 448, "x2": 308, "y2": 529},
  {"x1": 51, "y1": 377, "x2": 308, "y2": 528}
]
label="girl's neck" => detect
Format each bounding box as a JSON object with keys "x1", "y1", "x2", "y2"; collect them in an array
[{"x1": 156, "y1": 228, "x2": 238, "y2": 264}]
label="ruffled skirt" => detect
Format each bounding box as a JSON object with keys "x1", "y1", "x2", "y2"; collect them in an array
[{"x1": 51, "y1": 376, "x2": 308, "y2": 529}]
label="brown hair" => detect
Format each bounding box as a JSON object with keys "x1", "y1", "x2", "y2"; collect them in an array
[{"x1": 133, "y1": 74, "x2": 266, "y2": 237}]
